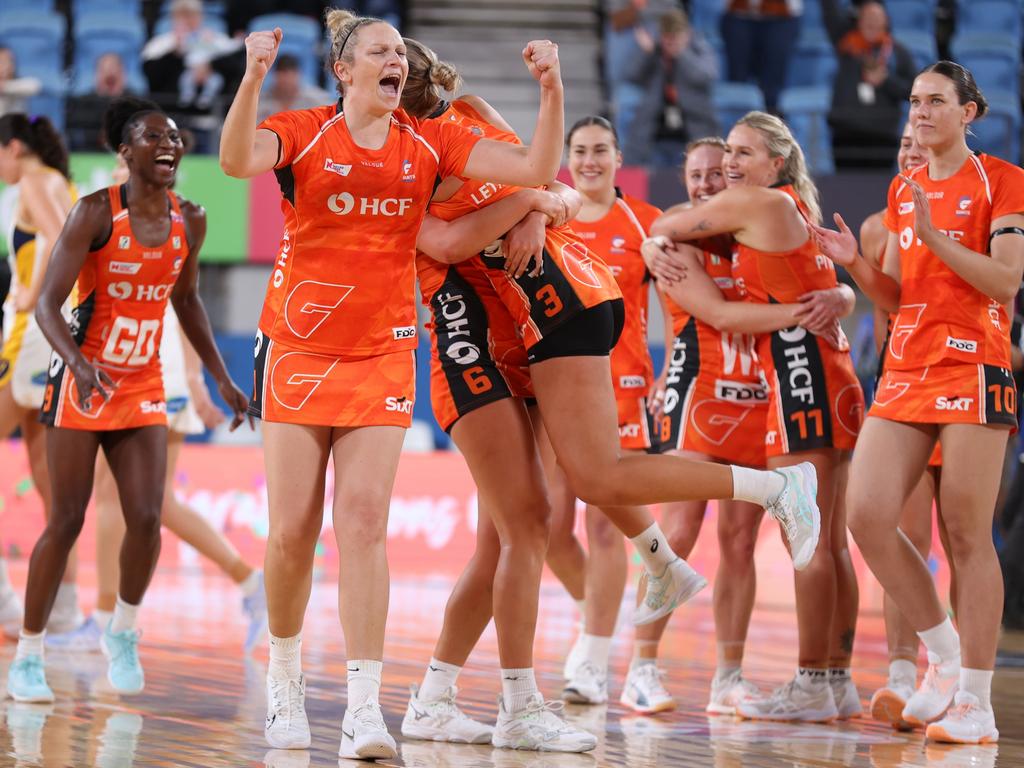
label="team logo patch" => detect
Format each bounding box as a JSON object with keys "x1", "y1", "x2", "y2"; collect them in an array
[
  {"x1": 173, "y1": 257, "x2": 183, "y2": 272},
  {"x1": 172, "y1": 236, "x2": 182, "y2": 249},
  {"x1": 956, "y1": 195, "x2": 972, "y2": 216},
  {"x1": 611, "y1": 236, "x2": 626, "y2": 252},
  {"x1": 118, "y1": 235, "x2": 131, "y2": 249},
  {"x1": 323, "y1": 158, "x2": 352, "y2": 176},
  {"x1": 470, "y1": 126, "x2": 483, "y2": 136},
  {"x1": 401, "y1": 159, "x2": 415, "y2": 182},
  {"x1": 560, "y1": 241, "x2": 602, "y2": 289},
  {"x1": 109, "y1": 261, "x2": 142, "y2": 275}
]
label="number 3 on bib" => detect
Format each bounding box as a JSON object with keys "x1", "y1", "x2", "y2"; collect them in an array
[{"x1": 102, "y1": 317, "x2": 161, "y2": 366}]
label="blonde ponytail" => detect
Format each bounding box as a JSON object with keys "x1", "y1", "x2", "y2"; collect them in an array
[
  {"x1": 401, "y1": 37, "x2": 462, "y2": 117},
  {"x1": 736, "y1": 111, "x2": 821, "y2": 224},
  {"x1": 324, "y1": 7, "x2": 386, "y2": 95}
]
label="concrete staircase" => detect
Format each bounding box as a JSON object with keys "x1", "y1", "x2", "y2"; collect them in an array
[{"x1": 406, "y1": 0, "x2": 606, "y2": 141}]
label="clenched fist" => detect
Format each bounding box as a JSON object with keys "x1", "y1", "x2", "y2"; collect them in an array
[
  {"x1": 523, "y1": 40, "x2": 562, "y2": 89},
  {"x1": 245, "y1": 28, "x2": 282, "y2": 80}
]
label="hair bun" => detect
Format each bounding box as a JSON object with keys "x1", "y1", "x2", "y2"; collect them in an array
[{"x1": 429, "y1": 61, "x2": 461, "y2": 92}]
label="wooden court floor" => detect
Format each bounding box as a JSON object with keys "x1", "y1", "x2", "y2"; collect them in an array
[{"x1": 1, "y1": 567, "x2": 1021, "y2": 767}]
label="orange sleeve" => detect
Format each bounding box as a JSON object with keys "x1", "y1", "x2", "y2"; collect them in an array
[
  {"x1": 258, "y1": 107, "x2": 329, "y2": 169},
  {"x1": 989, "y1": 159, "x2": 1024, "y2": 221},
  {"x1": 432, "y1": 118, "x2": 486, "y2": 179},
  {"x1": 882, "y1": 174, "x2": 902, "y2": 233}
]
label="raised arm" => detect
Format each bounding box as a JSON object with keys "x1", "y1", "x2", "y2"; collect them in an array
[
  {"x1": 15, "y1": 173, "x2": 71, "y2": 312},
  {"x1": 170, "y1": 201, "x2": 249, "y2": 429},
  {"x1": 649, "y1": 188, "x2": 747, "y2": 241},
  {"x1": 812, "y1": 212, "x2": 901, "y2": 313},
  {"x1": 461, "y1": 41, "x2": 564, "y2": 188},
  {"x1": 219, "y1": 28, "x2": 283, "y2": 178},
  {"x1": 35, "y1": 194, "x2": 114, "y2": 406}
]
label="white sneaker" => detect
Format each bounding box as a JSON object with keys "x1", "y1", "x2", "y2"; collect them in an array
[
  {"x1": 0, "y1": 588, "x2": 22, "y2": 639},
  {"x1": 562, "y1": 629, "x2": 585, "y2": 681},
  {"x1": 830, "y1": 675, "x2": 862, "y2": 719},
  {"x1": 766, "y1": 463, "x2": 820, "y2": 570},
  {"x1": 264, "y1": 674, "x2": 310, "y2": 749},
  {"x1": 925, "y1": 692, "x2": 999, "y2": 744},
  {"x1": 871, "y1": 680, "x2": 916, "y2": 729},
  {"x1": 46, "y1": 616, "x2": 102, "y2": 653},
  {"x1": 706, "y1": 670, "x2": 760, "y2": 715},
  {"x1": 562, "y1": 661, "x2": 608, "y2": 705},
  {"x1": 339, "y1": 700, "x2": 397, "y2": 760},
  {"x1": 632, "y1": 558, "x2": 707, "y2": 626},
  {"x1": 736, "y1": 676, "x2": 838, "y2": 723},
  {"x1": 492, "y1": 694, "x2": 597, "y2": 752},
  {"x1": 902, "y1": 653, "x2": 959, "y2": 727},
  {"x1": 620, "y1": 663, "x2": 676, "y2": 714},
  {"x1": 401, "y1": 684, "x2": 494, "y2": 744},
  {"x1": 46, "y1": 599, "x2": 83, "y2": 636}
]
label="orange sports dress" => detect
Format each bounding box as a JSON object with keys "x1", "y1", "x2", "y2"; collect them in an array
[
  {"x1": 874, "y1": 153, "x2": 1024, "y2": 428},
  {"x1": 417, "y1": 100, "x2": 534, "y2": 432},
  {"x1": 732, "y1": 185, "x2": 864, "y2": 457},
  {"x1": 660, "y1": 249, "x2": 768, "y2": 467},
  {"x1": 252, "y1": 102, "x2": 482, "y2": 428},
  {"x1": 418, "y1": 104, "x2": 621, "y2": 355},
  {"x1": 571, "y1": 190, "x2": 661, "y2": 450},
  {"x1": 41, "y1": 185, "x2": 188, "y2": 430}
]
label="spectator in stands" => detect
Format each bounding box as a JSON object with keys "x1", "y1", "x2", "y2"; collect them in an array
[
  {"x1": 822, "y1": 0, "x2": 916, "y2": 169},
  {"x1": 623, "y1": 8, "x2": 719, "y2": 168},
  {"x1": 0, "y1": 47, "x2": 41, "y2": 117},
  {"x1": 142, "y1": 0, "x2": 240, "y2": 111},
  {"x1": 67, "y1": 53, "x2": 132, "y2": 151},
  {"x1": 720, "y1": 0, "x2": 801, "y2": 113},
  {"x1": 603, "y1": 0, "x2": 687, "y2": 150},
  {"x1": 257, "y1": 54, "x2": 333, "y2": 121}
]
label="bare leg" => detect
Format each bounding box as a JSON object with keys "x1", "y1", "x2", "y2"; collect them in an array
[
  {"x1": 535, "y1": 423, "x2": 585, "y2": 601},
  {"x1": 582, "y1": 505, "x2": 628, "y2": 637},
  {"x1": 829, "y1": 457, "x2": 858, "y2": 669}
]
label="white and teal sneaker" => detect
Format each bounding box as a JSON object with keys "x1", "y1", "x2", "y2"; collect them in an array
[
  {"x1": 6, "y1": 655, "x2": 54, "y2": 703},
  {"x1": 766, "y1": 463, "x2": 820, "y2": 570},
  {"x1": 101, "y1": 625, "x2": 144, "y2": 694},
  {"x1": 46, "y1": 616, "x2": 102, "y2": 653},
  {"x1": 632, "y1": 558, "x2": 707, "y2": 626},
  {"x1": 242, "y1": 572, "x2": 267, "y2": 654}
]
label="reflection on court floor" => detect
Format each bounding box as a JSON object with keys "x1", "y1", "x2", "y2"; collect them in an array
[{"x1": 0, "y1": 568, "x2": 1019, "y2": 767}]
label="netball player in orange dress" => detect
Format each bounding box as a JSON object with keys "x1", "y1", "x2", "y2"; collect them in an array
[
  {"x1": 219, "y1": 8, "x2": 585, "y2": 757},
  {"x1": 558, "y1": 115, "x2": 668, "y2": 707},
  {"x1": 648, "y1": 112, "x2": 865, "y2": 723},
  {"x1": 859, "y1": 122, "x2": 955, "y2": 728},
  {"x1": 5, "y1": 97, "x2": 248, "y2": 703},
  {"x1": 815, "y1": 62, "x2": 1024, "y2": 744}
]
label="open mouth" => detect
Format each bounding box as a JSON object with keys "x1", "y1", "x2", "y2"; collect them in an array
[
  {"x1": 379, "y1": 74, "x2": 401, "y2": 98},
  {"x1": 155, "y1": 153, "x2": 177, "y2": 170}
]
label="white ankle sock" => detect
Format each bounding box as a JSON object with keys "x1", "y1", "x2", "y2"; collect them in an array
[
  {"x1": 917, "y1": 617, "x2": 960, "y2": 664},
  {"x1": 796, "y1": 667, "x2": 829, "y2": 689},
  {"x1": 579, "y1": 634, "x2": 612, "y2": 673},
  {"x1": 501, "y1": 668, "x2": 539, "y2": 714},
  {"x1": 829, "y1": 667, "x2": 851, "y2": 681},
  {"x1": 16, "y1": 630, "x2": 43, "y2": 661},
  {"x1": 889, "y1": 659, "x2": 917, "y2": 687},
  {"x1": 347, "y1": 659, "x2": 383, "y2": 708},
  {"x1": 960, "y1": 667, "x2": 993, "y2": 710},
  {"x1": 629, "y1": 522, "x2": 675, "y2": 576},
  {"x1": 419, "y1": 657, "x2": 461, "y2": 701},
  {"x1": 731, "y1": 466, "x2": 786, "y2": 506},
  {"x1": 268, "y1": 633, "x2": 302, "y2": 679},
  {"x1": 239, "y1": 570, "x2": 261, "y2": 597},
  {"x1": 109, "y1": 596, "x2": 139, "y2": 634},
  {"x1": 93, "y1": 609, "x2": 114, "y2": 631}
]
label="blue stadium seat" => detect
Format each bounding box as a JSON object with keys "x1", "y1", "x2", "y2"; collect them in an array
[
  {"x1": 956, "y1": 0, "x2": 1023, "y2": 40},
  {"x1": 363, "y1": 0, "x2": 401, "y2": 28},
  {"x1": 788, "y1": 32, "x2": 837, "y2": 88},
  {"x1": 690, "y1": 0, "x2": 721, "y2": 36},
  {"x1": 2, "y1": 0, "x2": 54, "y2": 10},
  {"x1": 779, "y1": 86, "x2": 835, "y2": 175},
  {"x1": 153, "y1": 14, "x2": 229, "y2": 36},
  {"x1": 885, "y1": 0, "x2": 936, "y2": 37},
  {"x1": 250, "y1": 13, "x2": 321, "y2": 85},
  {"x1": 26, "y1": 90, "x2": 65, "y2": 132},
  {"x1": 72, "y1": 15, "x2": 147, "y2": 95},
  {"x1": 712, "y1": 82, "x2": 766, "y2": 130},
  {"x1": 0, "y1": 10, "x2": 65, "y2": 84},
  {"x1": 968, "y1": 90, "x2": 1021, "y2": 162},
  {"x1": 951, "y1": 33, "x2": 1021, "y2": 93},
  {"x1": 897, "y1": 30, "x2": 939, "y2": 71}
]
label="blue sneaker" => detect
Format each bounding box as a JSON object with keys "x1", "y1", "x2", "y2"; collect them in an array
[
  {"x1": 101, "y1": 626, "x2": 144, "y2": 694},
  {"x1": 6, "y1": 655, "x2": 54, "y2": 703},
  {"x1": 46, "y1": 616, "x2": 102, "y2": 653},
  {"x1": 242, "y1": 571, "x2": 267, "y2": 654},
  {"x1": 767, "y1": 462, "x2": 821, "y2": 571}
]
